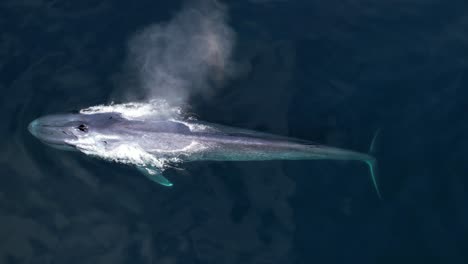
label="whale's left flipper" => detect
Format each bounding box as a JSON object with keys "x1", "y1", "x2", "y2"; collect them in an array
[{"x1": 137, "y1": 166, "x2": 173, "y2": 187}]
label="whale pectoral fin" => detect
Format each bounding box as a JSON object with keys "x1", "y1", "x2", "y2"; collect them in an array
[{"x1": 137, "y1": 166, "x2": 173, "y2": 187}]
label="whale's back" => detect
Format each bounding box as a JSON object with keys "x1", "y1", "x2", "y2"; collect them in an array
[{"x1": 122, "y1": 120, "x2": 191, "y2": 134}]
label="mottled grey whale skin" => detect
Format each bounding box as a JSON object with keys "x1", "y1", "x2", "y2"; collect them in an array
[{"x1": 28, "y1": 112, "x2": 381, "y2": 197}]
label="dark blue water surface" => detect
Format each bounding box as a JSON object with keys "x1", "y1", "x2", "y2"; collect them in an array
[{"x1": 1, "y1": 0, "x2": 468, "y2": 263}]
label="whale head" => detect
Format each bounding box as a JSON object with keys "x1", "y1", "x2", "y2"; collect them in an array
[{"x1": 28, "y1": 112, "x2": 123, "y2": 151}]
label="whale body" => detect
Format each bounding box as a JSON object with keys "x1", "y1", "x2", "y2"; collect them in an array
[{"x1": 28, "y1": 108, "x2": 381, "y2": 197}]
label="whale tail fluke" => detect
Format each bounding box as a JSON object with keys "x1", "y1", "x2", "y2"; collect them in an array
[{"x1": 367, "y1": 129, "x2": 382, "y2": 199}]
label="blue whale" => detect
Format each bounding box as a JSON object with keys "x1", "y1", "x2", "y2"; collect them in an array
[{"x1": 28, "y1": 111, "x2": 381, "y2": 198}]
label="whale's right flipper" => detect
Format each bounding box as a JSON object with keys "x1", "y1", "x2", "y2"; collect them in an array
[{"x1": 137, "y1": 166, "x2": 173, "y2": 187}]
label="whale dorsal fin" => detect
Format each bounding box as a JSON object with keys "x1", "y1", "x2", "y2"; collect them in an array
[{"x1": 137, "y1": 166, "x2": 173, "y2": 187}]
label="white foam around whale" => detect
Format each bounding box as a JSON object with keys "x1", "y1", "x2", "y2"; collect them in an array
[
  {"x1": 71, "y1": 100, "x2": 203, "y2": 171},
  {"x1": 80, "y1": 99, "x2": 184, "y2": 121}
]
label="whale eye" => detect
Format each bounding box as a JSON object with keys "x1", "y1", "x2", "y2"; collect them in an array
[{"x1": 77, "y1": 124, "x2": 88, "y2": 132}]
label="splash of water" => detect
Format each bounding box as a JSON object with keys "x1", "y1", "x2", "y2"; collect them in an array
[
  {"x1": 80, "y1": 99, "x2": 185, "y2": 120},
  {"x1": 74, "y1": 136, "x2": 170, "y2": 168}
]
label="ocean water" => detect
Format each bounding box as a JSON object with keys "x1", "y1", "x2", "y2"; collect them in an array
[{"x1": 1, "y1": 0, "x2": 467, "y2": 263}]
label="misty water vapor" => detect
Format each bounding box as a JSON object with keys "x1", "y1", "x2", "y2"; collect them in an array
[{"x1": 125, "y1": 0, "x2": 236, "y2": 104}]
